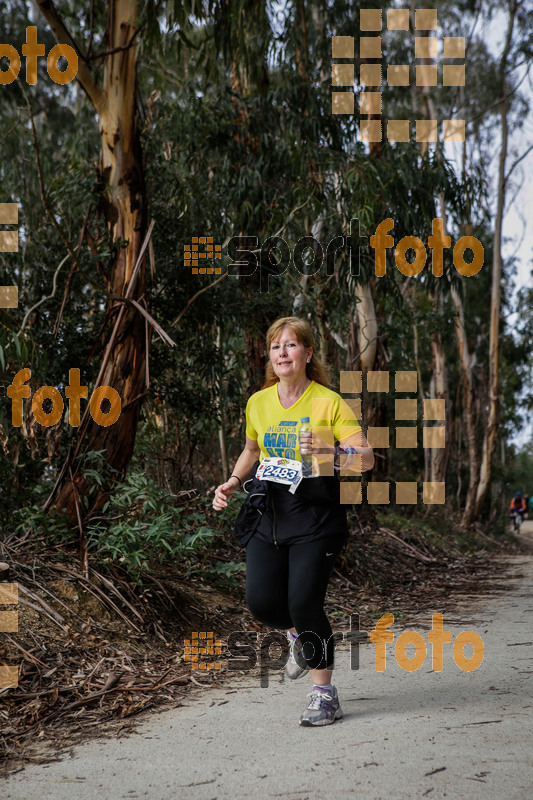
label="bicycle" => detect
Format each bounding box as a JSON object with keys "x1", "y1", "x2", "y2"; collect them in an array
[{"x1": 510, "y1": 509, "x2": 523, "y2": 533}]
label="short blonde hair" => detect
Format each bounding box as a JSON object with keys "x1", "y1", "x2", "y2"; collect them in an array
[{"x1": 262, "y1": 316, "x2": 330, "y2": 389}]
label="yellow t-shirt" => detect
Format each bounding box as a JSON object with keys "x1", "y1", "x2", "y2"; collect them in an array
[{"x1": 245, "y1": 380, "x2": 361, "y2": 461}]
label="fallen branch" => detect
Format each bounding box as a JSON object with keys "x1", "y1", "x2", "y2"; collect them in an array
[
  {"x1": 50, "y1": 564, "x2": 142, "y2": 632},
  {"x1": 378, "y1": 528, "x2": 437, "y2": 563},
  {"x1": 17, "y1": 585, "x2": 68, "y2": 632},
  {"x1": 90, "y1": 568, "x2": 144, "y2": 622},
  {"x1": 3, "y1": 635, "x2": 48, "y2": 667},
  {"x1": 109, "y1": 295, "x2": 176, "y2": 347}
]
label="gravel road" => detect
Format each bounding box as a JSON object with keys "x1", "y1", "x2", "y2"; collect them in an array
[{"x1": 3, "y1": 525, "x2": 533, "y2": 800}]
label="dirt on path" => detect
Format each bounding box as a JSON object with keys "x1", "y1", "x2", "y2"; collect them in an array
[{"x1": 2, "y1": 524, "x2": 533, "y2": 800}]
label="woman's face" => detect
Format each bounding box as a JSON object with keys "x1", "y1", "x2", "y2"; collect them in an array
[{"x1": 269, "y1": 328, "x2": 312, "y2": 382}]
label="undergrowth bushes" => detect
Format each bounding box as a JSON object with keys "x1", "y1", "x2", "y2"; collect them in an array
[{"x1": 10, "y1": 452, "x2": 243, "y2": 590}]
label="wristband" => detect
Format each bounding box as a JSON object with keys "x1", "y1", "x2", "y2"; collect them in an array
[
  {"x1": 229, "y1": 474, "x2": 242, "y2": 487},
  {"x1": 334, "y1": 445, "x2": 359, "y2": 472}
]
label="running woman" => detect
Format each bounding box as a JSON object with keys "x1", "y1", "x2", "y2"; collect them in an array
[{"x1": 213, "y1": 316, "x2": 373, "y2": 726}]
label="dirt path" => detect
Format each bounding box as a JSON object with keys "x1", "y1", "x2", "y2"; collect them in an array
[{"x1": 2, "y1": 524, "x2": 533, "y2": 800}]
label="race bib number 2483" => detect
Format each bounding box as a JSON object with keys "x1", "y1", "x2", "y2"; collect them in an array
[{"x1": 256, "y1": 457, "x2": 303, "y2": 494}]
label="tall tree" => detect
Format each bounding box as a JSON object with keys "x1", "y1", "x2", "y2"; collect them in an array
[
  {"x1": 36, "y1": 0, "x2": 148, "y2": 519},
  {"x1": 451, "y1": 284, "x2": 479, "y2": 527},
  {"x1": 473, "y1": 0, "x2": 520, "y2": 517}
]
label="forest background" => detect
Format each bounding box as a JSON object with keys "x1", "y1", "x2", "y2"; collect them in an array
[{"x1": 0, "y1": 0, "x2": 532, "y2": 590}]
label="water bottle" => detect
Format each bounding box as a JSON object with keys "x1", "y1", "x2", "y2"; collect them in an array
[{"x1": 298, "y1": 417, "x2": 313, "y2": 478}]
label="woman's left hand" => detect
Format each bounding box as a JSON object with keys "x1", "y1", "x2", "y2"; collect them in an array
[{"x1": 299, "y1": 431, "x2": 335, "y2": 458}]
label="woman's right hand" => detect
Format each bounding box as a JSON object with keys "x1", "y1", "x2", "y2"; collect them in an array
[{"x1": 213, "y1": 478, "x2": 239, "y2": 511}]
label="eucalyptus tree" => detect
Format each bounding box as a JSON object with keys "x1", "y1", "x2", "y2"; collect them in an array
[
  {"x1": 472, "y1": 0, "x2": 532, "y2": 520},
  {"x1": 28, "y1": 0, "x2": 263, "y2": 517}
]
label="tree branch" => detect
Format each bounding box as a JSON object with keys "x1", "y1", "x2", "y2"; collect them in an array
[
  {"x1": 71, "y1": 220, "x2": 156, "y2": 458},
  {"x1": 171, "y1": 271, "x2": 229, "y2": 328},
  {"x1": 19, "y1": 254, "x2": 69, "y2": 332},
  {"x1": 109, "y1": 295, "x2": 177, "y2": 348},
  {"x1": 22, "y1": 87, "x2": 77, "y2": 262},
  {"x1": 504, "y1": 142, "x2": 533, "y2": 183},
  {"x1": 85, "y1": 24, "x2": 144, "y2": 62},
  {"x1": 35, "y1": 0, "x2": 105, "y2": 113},
  {"x1": 467, "y1": 67, "x2": 528, "y2": 127},
  {"x1": 0, "y1": 112, "x2": 23, "y2": 145},
  {"x1": 53, "y1": 208, "x2": 91, "y2": 338}
]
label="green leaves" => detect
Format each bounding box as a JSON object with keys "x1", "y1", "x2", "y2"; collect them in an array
[{"x1": 82, "y1": 469, "x2": 219, "y2": 585}]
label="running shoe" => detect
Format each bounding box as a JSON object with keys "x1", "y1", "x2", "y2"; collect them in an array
[
  {"x1": 285, "y1": 631, "x2": 309, "y2": 680},
  {"x1": 299, "y1": 685, "x2": 343, "y2": 726}
]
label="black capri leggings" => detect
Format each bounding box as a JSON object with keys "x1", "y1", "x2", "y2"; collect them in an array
[{"x1": 245, "y1": 533, "x2": 348, "y2": 670}]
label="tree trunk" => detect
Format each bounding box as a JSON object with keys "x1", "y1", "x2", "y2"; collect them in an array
[
  {"x1": 473, "y1": 1, "x2": 516, "y2": 518},
  {"x1": 355, "y1": 283, "x2": 378, "y2": 372},
  {"x1": 410, "y1": 0, "x2": 451, "y2": 500},
  {"x1": 228, "y1": 0, "x2": 270, "y2": 393},
  {"x1": 37, "y1": 0, "x2": 147, "y2": 520},
  {"x1": 216, "y1": 326, "x2": 229, "y2": 481},
  {"x1": 429, "y1": 295, "x2": 450, "y2": 486},
  {"x1": 451, "y1": 286, "x2": 479, "y2": 527},
  {"x1": 295, "y1": 0, "x2": 309, "y2": 81},
  {"x1": 354, "y1": 282, "x2": 386, "y2": 475}
]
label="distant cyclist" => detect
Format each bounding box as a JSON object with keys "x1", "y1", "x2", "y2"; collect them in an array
[
  {"x1": 523, "y1": 494, "x2": 530, "y2": 520},
  {"x1": 510, "y1": 492, "x2": 526, "y2": 531}
]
